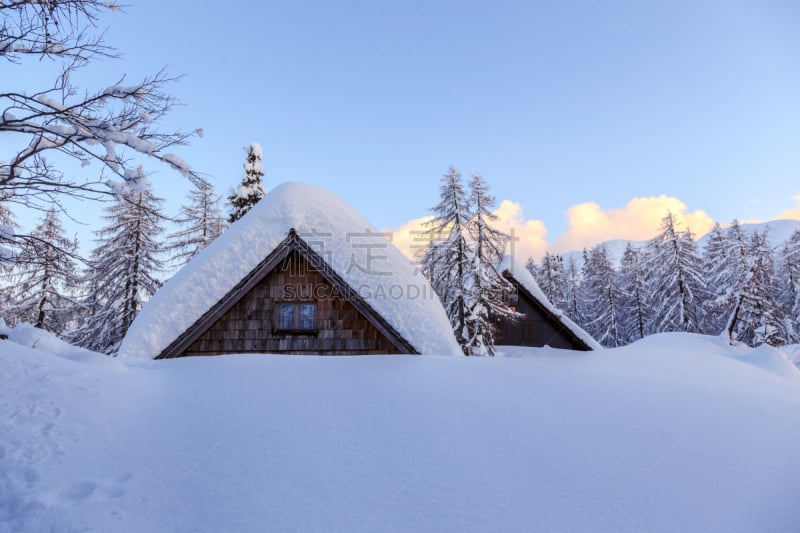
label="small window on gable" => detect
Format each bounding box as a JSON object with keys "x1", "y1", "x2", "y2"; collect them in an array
[
  {"x1": 298, "y1": 303, "x2": 316, "y2": 330},
  {"x1": 275, "y1": 302, "x2": 317, "y2": 332},
  {"x1": 277, "y1": 303, "x2": 296, "y2": 330},
  {"x1": 507, "y1": 289, "x2": 519, "y2": 310}
]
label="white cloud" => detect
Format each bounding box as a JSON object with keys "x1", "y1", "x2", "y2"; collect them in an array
[
  {"x1": 387, "y1": 195, "x2": 717, "y2": 262},
  {"x1": 489, "y1": 200, "x2": 549, "y2": 262},
  {"x1": 384, "y1": 215, "x2": 433, "y2": 266},
  {"x1": 776, "y1": 195, "x2": 800, "y2": 221},
  {"x1": 552, "y1": 195, "x2": 715, "y2": 253},
  {"x1": 385, "y1": 201, "x2": 549, "y2": 263}
]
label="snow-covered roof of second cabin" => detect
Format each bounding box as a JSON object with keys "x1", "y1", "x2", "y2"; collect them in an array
[
  {"x1": 119, "y1": 182, "x2": 462, "y2": 358},
  {"x1": 499, "y1": 255, "x2": 603, "y2": 351}
]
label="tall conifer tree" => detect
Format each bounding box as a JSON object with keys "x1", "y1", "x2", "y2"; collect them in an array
[
  {"x1": 228, "y1": 142, "x2": 266, "y2": 223},
  {"x1": 537, "y1": 252, "x2": 567, "y2": 311},
  {"x1": 617, "y1": 244, "x2": 649, "y2": 344},
  {"x1": 777, "y1": 229, "x2": 800, "y2": 341},
  {"x1": 725, "y1": 231, "x2": 788, "y2": 346},
  {"x1": 7, "y1": 208, "x2": 78, "y2": 333},
  {"x1": 563, "y1": 255, "x2": 585, "y2": 326},
  {"x1": 582, "y1": 244, "x2": 622, "y2": 347},
  {"x1": 71, "y1": 182, "x2": 165, "y2": 354},
  {"x1": 422, "y1": 167, "x2": 474, "y2": 353},
  {"x1": 702, "y1": 222, "x2": 731, "y2": 333},
  {"x1": 0, "y1": 198, "x2": 18, "y2": 317},
  {"x1": 464, "y1": 173, "x2": 517, "y2": 355},
  {"x1": 642, "y1": 212, "x2": 706, "y2": 333},
  {"x1": 167, "y1": 178, "x2": 224, "y2": 267}
]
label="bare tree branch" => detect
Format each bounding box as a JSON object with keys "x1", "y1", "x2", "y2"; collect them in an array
[
  {"x1": 1, "y1": 0, "x2": 119, "y2": 62},
  {"x1": 1, "y1": 1, "x2": 202, "y2": 212}
]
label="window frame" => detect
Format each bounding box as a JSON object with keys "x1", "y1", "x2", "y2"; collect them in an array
[
  {"x1": 506, "y1": 289, "x2": 519, "y2": 312},
  {"x1": 274, "y1": 302, "x2": 318, "y2": 333}
]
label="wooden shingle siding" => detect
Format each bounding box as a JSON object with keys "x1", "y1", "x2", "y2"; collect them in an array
[
  {"x1": 494, "y1": 275, "x2": 592, "y2": 351},
  {"x1": 182, "y1": 251, "x2": 402, "y2": 356}
]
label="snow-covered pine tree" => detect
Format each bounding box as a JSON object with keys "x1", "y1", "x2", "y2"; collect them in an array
[
  {"x1": 70, "y1": 181, "x2": 165, "y2": 354},
  {"x1": 642, "y1": 212, "x2": 706, "y2": 333},
  {"x1": 422, "y1": 166, "x2": 474, "y2": 353},
  {"x1": 525, "y1": 256, "x2": 536, "y2": 277},
  {"x1": 582, "y1": 244, "x2": 623, "y2": 347},
  {"x1": 0, "y1": 199, "x2": 16, "y2": 263},
  {"x1": 166, "y1": 178, "x2": 224, "y2": 267},
  {"x1": 572, "y1": 247, "x2": 595, "y2": 333},
  {"x1": 537, "y1": 252, "x2": 567, "y2": 311},
  {"x1": 0, "y1": 199, "x2": 18, "y2": 316},
  {"x1": 580, "y1": 248, "x2": 590, "y2": 280},
  {"x1": 701, "y1": 222, "x2": 731, "y2": 333},
  {"x1": 564, "y1": 255, "x2": 585, "y2": 326},
  {"x1": 464, "y1": 173, "x2": 518, "y2": 355},
  {"x1": 617, "y1": 243, "x2": 649, "y2": 344},
  {"x1": 702, "y1": 220, "x2": 751, "y2": 335},
  {"x1": 6, "y1": 208, "x2": 79, "y2": 333},
  {"x1": 777, "y1": 229, "x2": 800, "y2": 341},
  {"x1": 726, "y1": 220, "x2": 752, "y2": 288},
  {"x1": 228, "y1": 142, "x2": 266, "y2": 223},
  {"x1": 725, "y1": 231, "x2": 788, "y2": 347}
]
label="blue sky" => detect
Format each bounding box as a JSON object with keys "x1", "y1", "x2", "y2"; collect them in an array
[{"x1": 11, "y1": 0, "x2": 800, "y2": 258}]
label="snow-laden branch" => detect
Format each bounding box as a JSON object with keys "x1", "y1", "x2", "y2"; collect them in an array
[
  {"x1": 1, "y1": 0, "x2": 118, "y2": 63},
  {"x1": 1, "y1": 1, "x2": 201, "y2": 212},
  {"x1": 1, "y1": 67, "x2": 202, "y2": 207}
]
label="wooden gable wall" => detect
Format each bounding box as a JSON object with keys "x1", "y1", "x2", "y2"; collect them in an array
[
  {"x1": 495, "y1": 277, "x2": 591, "y2": 351},
  {"x1": 181, "y1": 251, "x2": 402, "y2": 356}
]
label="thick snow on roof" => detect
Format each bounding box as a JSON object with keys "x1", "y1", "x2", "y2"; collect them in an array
[
  {"x1": 500, "y1": 255, "x2": 603, "y2": 350},
  {"x1": 119, "y1": 182, "x2": 461, "y2": 358}
]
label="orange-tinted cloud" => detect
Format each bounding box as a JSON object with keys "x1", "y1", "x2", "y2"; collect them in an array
[
  {"x1": 776, "y1": 195, "x2": 800, "y2": 220},
  {"x1": 552, "y1": 195, "x2": 715, "y2": 253},
  {"x1": 388, "y1": 195, "x2": 717, "y2": 262},
  {"x1": 385, "y1": 215, "x2": 433, "y2": 266},
  {"x1": 489, "y1": 200, "x2": 549, "y2": 262},
  {"x1": 386, "y1": 201, "x2": 549, "y2": 263}
]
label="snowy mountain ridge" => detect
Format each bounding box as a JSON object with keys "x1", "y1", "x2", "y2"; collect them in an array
[{"x1": 556, "y1": 218, "x2": 800, "y2": 267}]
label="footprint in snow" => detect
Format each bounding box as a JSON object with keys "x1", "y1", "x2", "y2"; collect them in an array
[
  {"x1": 59, "y1": 480, "x2": 97, "y2": 502},
  {"x1": 58, "y1": 473, "x2": 133, "y2": 503}
]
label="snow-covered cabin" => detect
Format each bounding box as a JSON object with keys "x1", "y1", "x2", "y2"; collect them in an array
[
  {"x1": 119, "y1": 183, "x2": 461, "y2": 358},
  {"x1": 496, "y1": 257, "x2": 601, "y2": 351}
]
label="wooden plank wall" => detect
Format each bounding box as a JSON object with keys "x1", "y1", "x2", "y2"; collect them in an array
[
  {"x1": 495, "y1": 281, "x2": 586, "y2": 350},
  {"x1": 183, "y1": 251, "x2": 402, "y2": 356}
]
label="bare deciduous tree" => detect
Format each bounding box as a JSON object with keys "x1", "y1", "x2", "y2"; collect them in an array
[{"x1": 1, "y1": 0, "x2": 202, "y2": 213}]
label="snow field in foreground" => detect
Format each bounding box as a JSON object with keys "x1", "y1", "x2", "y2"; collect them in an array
[{"x1": 2, "y1": 329, "x2": 800, "y2": 532}]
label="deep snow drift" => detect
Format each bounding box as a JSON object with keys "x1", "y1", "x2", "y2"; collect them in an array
[{"x1": 2, "y1": 328, "x2": 800, "y2": 532}]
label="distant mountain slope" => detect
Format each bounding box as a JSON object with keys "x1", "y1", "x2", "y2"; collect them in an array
[
  {"x1": 553, "y1": 219, "x2": 800, "y2": 268},
  {"x1": 695, "y1": 219, "x2": 800, "y2": 251}
]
